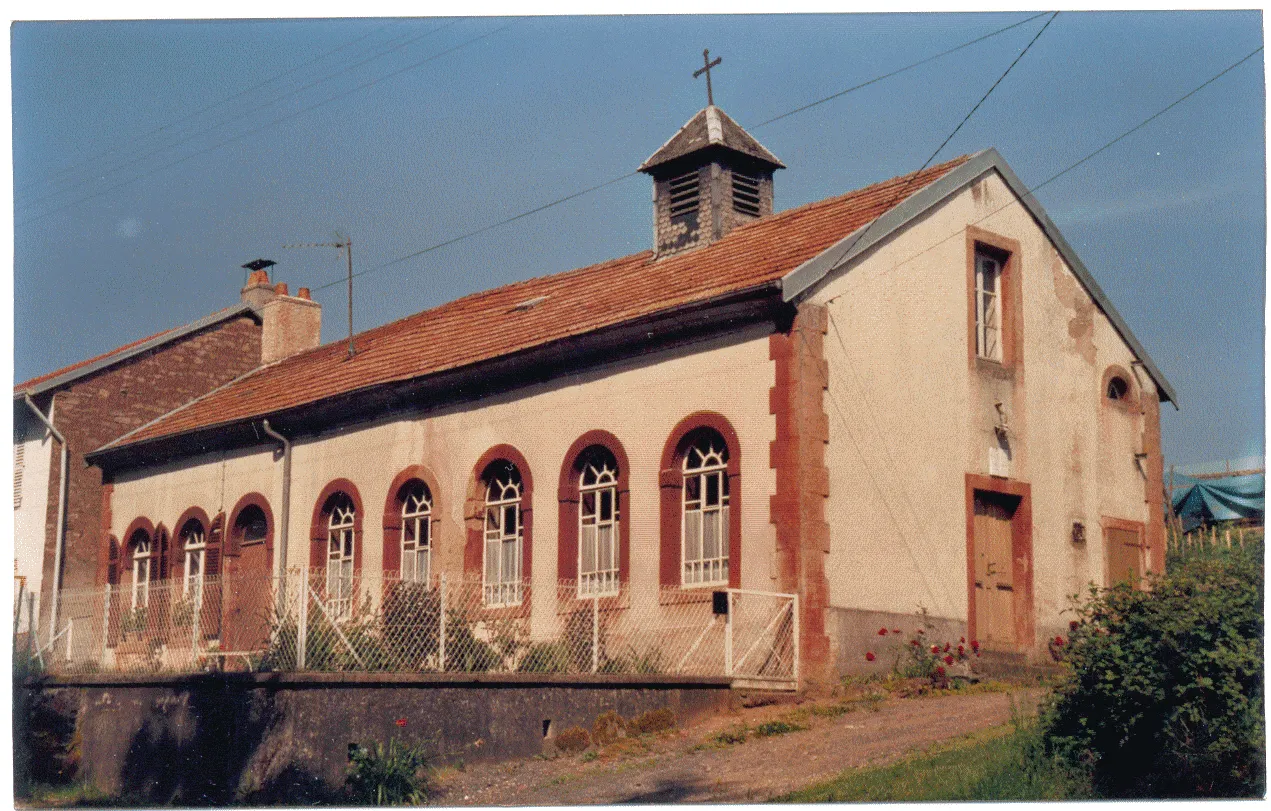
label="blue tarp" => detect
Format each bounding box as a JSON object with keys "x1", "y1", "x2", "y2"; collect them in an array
[{"x1": 1170, "y1": 472, "x2": 1265, "y2": 533}]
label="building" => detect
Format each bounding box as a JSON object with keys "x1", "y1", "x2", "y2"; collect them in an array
[
  {"x1": 79, "y1": 103, "x2": 1173, "y2": 684},
  {"x1": 13, "y1": 276, "x2": 321, "y2": 641}
]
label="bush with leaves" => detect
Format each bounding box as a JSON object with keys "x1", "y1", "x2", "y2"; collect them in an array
[
  {"x1": 1041, "y1": 542, "x2": 1264, "y2": 798},
  {"x1": 345, "y1": 737, "x2": 432, "y2": 805}
]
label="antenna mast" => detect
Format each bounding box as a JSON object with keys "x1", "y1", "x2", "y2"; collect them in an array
[{"x1": 284, "y1": 236, "x2": 356, "y2": 358}]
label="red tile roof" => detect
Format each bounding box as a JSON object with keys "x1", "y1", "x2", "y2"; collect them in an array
[{"x1": 110, "y1": 156, "x2": 971, "y2": 449}]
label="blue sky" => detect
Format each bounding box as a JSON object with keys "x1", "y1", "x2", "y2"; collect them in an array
[{"x1": 10, "y1": 12, "x2": 1265, "y2": 467}]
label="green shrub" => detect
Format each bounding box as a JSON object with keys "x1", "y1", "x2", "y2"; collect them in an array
[
  {"x1": 555, "y1": 726, "x2": 592, "y2": 754},
  {"x1": 1042, "y1": 543, "x2": 1264, "y2": 798},
  {"x1": 518, "y1": 641, "x2": 575, "y2": 673},
  {"x1": 345, "y1": 737, "x2": 432, "y2": 805}
]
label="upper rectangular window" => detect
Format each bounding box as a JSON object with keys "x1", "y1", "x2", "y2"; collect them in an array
[{"x1": 975, "y1": 251, "x2": 1004, "y2": 362}]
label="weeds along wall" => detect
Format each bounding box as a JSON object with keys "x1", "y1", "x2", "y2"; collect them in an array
[{"x1": 28, "y1": 675, "x2": 731, "y2": 804}]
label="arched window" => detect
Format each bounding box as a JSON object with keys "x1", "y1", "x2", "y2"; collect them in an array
[
  {"x1": 578, "y1": 447, "x2": 620, "y2": 597},
  {"x1": 483, "y1": 464, "x2": 524, "y2": 606},
  {"x1": 400, "y1": 481, "x2": 433, "y2": 584},
  {"x1": 326, "y1": 493, "x2": 357, "y2": 617},
  {"x1": 180, "y1": 519, "x2": 206, "y2": 605},
  {"x1": 681, "y1": 429, "x2": 730, "y2": 587},
  {"x1": 1106, "y1": 376, "x2": 1129, "y2": 401},
  {"x1": 130, "y1": 531, "x2": 152, "y2": 609},
  {"x1": 234, "y1": 505, "x2": 269, "y2": 546}
]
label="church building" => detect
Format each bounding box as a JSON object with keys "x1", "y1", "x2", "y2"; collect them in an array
[{"x1": 82, "y1": 102, "x2": 1173, "y2": 685}]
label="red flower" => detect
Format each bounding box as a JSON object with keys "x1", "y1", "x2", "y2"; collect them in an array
[
  {"x1": 957, "y1": 645, "x2": 965, "y2": 654},
  {"x1": 1053, "y1": 635, "x2": 1065, "y2": 646},
  {"x1": 960, "y1": 636, "x2": 966, "y2": 643},
  {"x1": 930, "y1": 644, "x2": 940, "y2": 654},
  {"x1": 892, "y1": 628, "x2": 902, "y2": 635},
  {"x1": 944, "y1": 654, "x2": 954, "y2": 665},
  {"x1": 970, "y1": 639, "x2": 980, "y2": 651},
  {"x1": 943, "y1": 643, "x2": 951, "y2": 653},
  {"x1": 910, "y1": 639, "x2": 920, "y2": 646},
  {"x1": 1069, "y1": 620, "x2": 1080, "y2": 631},
  {"x1": 865, "y1": 651, "x2": 876, "y2": 662},
  {"x1": 935, "y1": 665, "x2": 946, "y2": 677},
  {"x1": 878, "y1": 627, "x2": 888, "y2": 636}
]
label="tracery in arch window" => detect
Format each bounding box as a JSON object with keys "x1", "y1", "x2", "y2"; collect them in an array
[
  {"x1": 180, "y1": 519, "x2": 206, "y2": 608},
  {"x1": 400, "y1": 481, "x2": 432, "y2": 585},
  {"x1": 130, "y1": 533, "x2": 152, "y2": 610},
  {"x1": 682, "y1": 431, "x2": 730, "y2": 587},
  {"x1": 578, "y1": 447, "x2": 619, "y2": 598},
  {"x1": 483, "y1": 466, "x2": 523, "y2": 607},
  {"x1": 326, "y1": 494, "x2": 356, "y2": 618}
]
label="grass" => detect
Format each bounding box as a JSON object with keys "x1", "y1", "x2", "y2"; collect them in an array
[{"x1": 773, "y1": 722, "x2": 1091, "y2": 803}]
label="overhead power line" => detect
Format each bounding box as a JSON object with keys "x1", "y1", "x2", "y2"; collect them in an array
[
  {"x1": 819, "y1": 12, "x2": 1057, "y2": 276},
  {"x1": 17, "y1": 20, "x2": 462, "y2": 214},
  {"x1": 309, "y1": 12, "x2": 1051, "y2": 293},
  {"x1": 16, "y1": 21, "x2": 513, "y2": 229}
]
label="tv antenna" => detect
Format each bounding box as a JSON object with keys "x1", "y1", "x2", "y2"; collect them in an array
[{"x1": 284, "y1": 235, "x2": 356, "y2": 358}]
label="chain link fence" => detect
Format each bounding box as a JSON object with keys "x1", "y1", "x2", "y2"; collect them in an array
[{"x1": 33, "y1": 569, "x2": 797, "y2": 687}]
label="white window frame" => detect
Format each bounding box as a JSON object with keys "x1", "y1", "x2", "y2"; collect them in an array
[
  {"x1": 326, "y1": 497, "x2": 356, "y2": 618},
  {"x1": 483, "y1": 471, "x2": 523, "y2": 607},
  {"x1": 400, "y1": 483, "x2": 432, "y2": 584},
  {"x1": 131, "y1": 537, "x2": 152, "y2": 610},
  {"x1": 181, "y1": 523, "x2": 206, "y2": 608},
  {"x1": 682, "y1": 436, "x2": 730, "y2": 587},
  {"x1": 578, "y1": 454, "x2": 619, "y2": 598},
  {"x1": 975, "y1": 251, "x2": 1003, "y2": 362}
]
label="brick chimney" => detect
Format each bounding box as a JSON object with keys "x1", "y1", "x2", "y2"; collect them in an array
[{"x1": 239, "y1": 265, "x2": 322, "y2": 364}]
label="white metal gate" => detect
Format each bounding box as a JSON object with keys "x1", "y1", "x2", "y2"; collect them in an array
[{"x1": 726, "y1": 589, "x2": 798, "y2": 690}]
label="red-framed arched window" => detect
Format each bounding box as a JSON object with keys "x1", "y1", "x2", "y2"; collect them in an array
[
  {"x1": 383, "y1": 465, "x2": 442, "y2": 584},
  {"x1": 659, "y1": 413, "x2": 742, "y2": 589},
  {"x1": 310, "y1": 479, "x2": 364, "y2": 618},
  {"x1": 558, "y1": 431, "x2": 630, "y2": 598},
  {"x1": 465, "y1": 445, "x2": 533, "y2": 608}
]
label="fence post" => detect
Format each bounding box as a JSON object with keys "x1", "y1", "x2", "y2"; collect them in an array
[
  {"x1": 65, "y1": 619, "x2": 74, "y2": 661},
  {"x1": 191, "y1": 585, "x2": 202, "y2": 665},
  {"x1": 296, "y1": 568, "x2": 308, "y2": 671},
  {"x1": 724, "y1": 591, "x2": 733, "y2": 677},
  {"x1": 591, "y1": 594, "x2": 599, "y2": 674},
  {"x1": 438, "y1": 574, "x2": 447, "y2": 672},
  {"x1": 792, "y1": 594, "x2": 800, "y2": 689},
  {"x1": 100, "y1": 584, "x2": 111, "y2": 666}
]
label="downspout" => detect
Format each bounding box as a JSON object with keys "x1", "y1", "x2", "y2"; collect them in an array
[
  {"x1": 22, "y1": 394, "x2": 68, "y2": 640},
  {"x1": 260, "y1": 420, "x2": 291, "y2": 577}
]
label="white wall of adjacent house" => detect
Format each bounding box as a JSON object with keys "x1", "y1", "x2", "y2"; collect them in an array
[
  {"x1": 809, "y1": 169, "x2": 1153, "y2": 659},
  {"x1": 107, "y1": 325, "x2": 780, "y2": 632},
  {"x1": 14, "y1": 405, "x2": 54, "y2": 606}
]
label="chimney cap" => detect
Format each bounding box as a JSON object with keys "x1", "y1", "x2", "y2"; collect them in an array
[
  {"x1": 297, "y1": 287, "x2": 312, "y2": 301},
  {"x1": 242, "y1": 258, "x2": 277, "y2": 272}
]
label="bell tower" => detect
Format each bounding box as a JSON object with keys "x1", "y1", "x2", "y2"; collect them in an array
[{"x1": 639, "y1": 52, "x2": 784, "y2": 257}]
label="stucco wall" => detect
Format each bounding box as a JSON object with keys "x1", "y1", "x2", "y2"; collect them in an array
[
  {"x1": 15, "y1": 405, "x2": 55, "y2": 604},
  {"x1": 107, "y1": 326, "x2": 779, "y2": 629},
  {"x1": 808, "y1": 169, "x2": 1156, "y2": 660}
]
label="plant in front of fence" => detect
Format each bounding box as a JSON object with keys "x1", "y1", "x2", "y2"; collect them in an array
[{"x1": 345, "y1": 737, "x2": 433, "y2": 805}]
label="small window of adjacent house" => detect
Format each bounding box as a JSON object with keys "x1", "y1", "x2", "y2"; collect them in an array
[
  {"x1": 668, "y1": 170, "x2": 700, "y2": 218},
  {"x1": 732, "y1": 171, "x2": 761, "y2": 217},
  {"x1": 1106, "y1": 376, "x2": 1129, "y2": 401},
  {"x1": 975, "y1": 251, "x2": 1004, "y2": 362}
]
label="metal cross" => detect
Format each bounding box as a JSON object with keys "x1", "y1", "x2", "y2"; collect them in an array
[{"x1": 694, "y1": 49, "x2": 722, "y2": 106}]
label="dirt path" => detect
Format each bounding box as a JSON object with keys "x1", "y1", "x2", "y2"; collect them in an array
[{"x1": 432, "y1": 687, "x2": 1044, "y2": 805}]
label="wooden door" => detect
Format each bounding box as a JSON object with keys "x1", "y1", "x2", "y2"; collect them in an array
[
  {"x1": 223, "y1": 538, "x2": 272, "y2": 656},
  {"x1": 973, "y1": 492, "x2": 1018, "y2": 650},
  {"x1": 1106, "y1": 526, "x2": 1144, "y2": 588}
]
